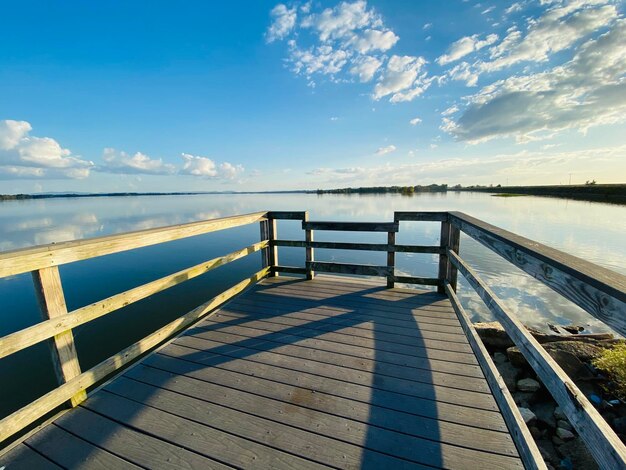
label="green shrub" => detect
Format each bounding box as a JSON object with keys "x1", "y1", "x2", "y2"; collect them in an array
[{"x1": 593, "y1": 344, "x2": 626, "y2": 399}]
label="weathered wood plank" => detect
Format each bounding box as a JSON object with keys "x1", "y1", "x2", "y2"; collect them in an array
[
  {"x1": 259, "y1": 220, "x2": 270, "y2": 268},
  {"x1": 268, "y1": 217, "x2": 278, "y2": 275},
  {"x1": 55, "y1": 406, "x2": 234, "y2": 469},
  {"x1": 305, "y1": 224, "x2": 314, "y2": 280},
  {"x1": 393, "y1": 275, "x2": 439, "y2": 286},
  {"x1": 209, "y1": 310, "x2": 476, "y2": 365},
  {"x1": 26, "y1": 424, "x2": 141, "y2": 470},
  {"x1": 171, "y1": 335, "x2": 499, "y2": 410},
  {"x1": 150, "y1": 348, "x2": 508, "y2": 431},
  {"x1": 0, "y1": 268, "x2": 269, "y2": 445},
  {"x1": 306, "y1": 261, "x2": 392, "y2": 277},
  {"x1": 0, "y1": 211, "x2": 267, "y2": 278},
  {"x1": 387, "y1": 231, "x2": 395, "y2": 288},
  {"x1": 100, "y1": 381, "x2": 420, "y2": 469},
  {"x1": 273, "y1": 239, "x2": 442, "y2": 254},
  {"x1": 0, "y1": 241, "x2": 268, "y2": 360},
  {"x1": 449, "y1": 211, "x2": 626, "y2": 336},
  {"x1": 438, "y1": 220, "x2": 451, "y2": 294},
  {"x1": 273, "y1": 265, "x2": 307, "y2": 275},
  {"x1": 124, "y1": 365, "x2": 522, "y2": 465},
  {"x1": 32, "y1": 266, "x2": 86, "y2": 407},
  {"x1": 302, "y1": 220, "x2": 399, "y2": 232},
  {"x1": 0, "y1": 443, "x2": 61, "y2": 469},
  {"x1": 449, "y1": 249, "x2": 626, "y2": 470},
  {"x1": 267, "y1": 211, "x2": 307, "y2": 220},
  {"x1": 446, "y1": 283, "x2": 546, "y2": 470},
  {"x1": 394, "y1": 211, "x2": 449, "y2": 222}
]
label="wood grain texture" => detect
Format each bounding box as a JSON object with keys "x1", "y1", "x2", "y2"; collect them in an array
[
  {"x1": 446, "y1": 283, "x2": 546, "y2": 470},
  {"x1": 302, "y1": 220, "x2": 399, "y2": 232},
  {"x1": 449, "y1": 250, "x2": 626, "y2": 470},
  {"x1": 0, "y1": 211, "x2": 267, "y2": 278},
  {"x1": 32, "y1": 266, "x2": 86, "y2": 407},
  {"x1": 449, "y1": 211, "x2": 626, "y2": 336},
  {"x1": 0, "y1": 268, "x2": 269, "y2": 445},
  {"x1": 0, "y1": 443, "x2": 61, "y2": 469},
  {"x1": 0, "y1": 241, "x2": 268, "y2": 360}
]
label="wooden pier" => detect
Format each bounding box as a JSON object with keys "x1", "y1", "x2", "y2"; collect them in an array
[{"x1": 0, "y1": 211, "x2": 624, "y2": 469}]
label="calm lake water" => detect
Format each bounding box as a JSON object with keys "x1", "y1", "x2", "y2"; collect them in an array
[{"x1": 1, "y1": 192, "x2": 624, "y2": 418}]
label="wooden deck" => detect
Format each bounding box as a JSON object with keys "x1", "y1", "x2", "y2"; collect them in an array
[{"x1": 2, "y1": 276, "x2": 523, "y2": 469}]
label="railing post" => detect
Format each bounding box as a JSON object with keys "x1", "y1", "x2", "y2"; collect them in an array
[
  {"x1": 438, "y1": 220, "x2": 451, "y2": 294},
  {"x1": 304, "y1": 211, "x2": 315, "y2": 280},
  {"x1": 259, "y1": 218, "x2": 270, "y2": 269},
  {"x1": 448, "y1": 223, "x2": 461, "y2": 291},
  {"x1": 387, "y1": 231, "x2": 396, "y2": 288},
  {"x1": 31, "y1": 266, "x2": 86, "y2": 407},
  {"x1": 268, "y1": 215, "x2": 278, "y2": 276},
  {"x1": 438, "y1": 219, "x2": 461, "y2": 293}
]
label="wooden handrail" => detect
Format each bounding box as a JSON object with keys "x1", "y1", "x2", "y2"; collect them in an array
[
  {"x1": 0, "y1": 240, "x2": 268, "y2": 360},
  {"x1": 448, "y1": 211, "x2": 626, "y2": 336},
  {"x1": 302, "y1": 221, "x2": 399, "y2": 232},
  {"x1": 273, "y1": 239, "x2": 443, "y2": 254},
  {"x1": 448, "y1": 249, "x2": 626, "y2": 469},
  {"x1": 0, "y1": 211, "x2": 268, "y2": 278}
]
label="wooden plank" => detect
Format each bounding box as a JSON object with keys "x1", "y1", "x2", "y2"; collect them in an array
[
  {"x1": 268, "y1": 217, "x2": 278, "y2": 275},
  {"x1": 54, "y1": 406, "x2": 233, "y2": 469},
  {"x1": 150, "y1": 348, "x2": 508, "y2": 431},
  {"x1": 446, "y1": 283, "x2": 546, "y2": 470},
  {"x1": 448, "y1": 224, "x2": 461, "y2": 291},
  {"x1": 448, "y1": 211, "x2": 626, "y2": 336},
  {"x1": 273, "y1": 239, "x2": 442, "y2": 254},
  {"x1": 267, "y1": 211, "x2": 307, "y2": 220},
  {"x1": 0, "y1": 211, "x2": 267, "y2": 278},
  {"x1": 0, "y1": 268, "x2": 269, "y2": 445},
  {"x1": 184, "y1": 328, "x2": 490, "y2": 391},
  {"x1": 170, "y1": 335, "x2": 499, "y2": 411},
  {"x1": 209, "y1": 309, "x2": 476, "y2": 364},
  {"x1": 227, "y1": 299, "x2": 473, "y2": 353},
  {"x1": 0, "y1": 443, "x2": 61, "y2": 469},
  {"x1": 449, "y1": 249, "x2": 626, "y2": 469},
  {"x1": 387, "y1": 231, "x2": 395, "y2": 288},
  {"x1": 305, "y1": 224, "x2": 314, "y2": 280},
  {"x1": 272, "y1": 265, "x2": 307, "y2": 275},
  {"x1": 132, "y1": 361, "x2": 509, "y2": 451},
  {"x1": 123, "y1": 365, "x2": 522, "y2": 466},
  {"x1": 306, "y1": 261, "x2": 392, "y2": 277},
  {"x1": 98, "y1": 382, "x2": 417, "y2": 469},
  {"x1": 393, "y1": 275, "x2": 439, "y2": 286},
  {"x1": 259, "y1": 220, "x2": 270, "y2": 268},
  {"x1": 25, "y1": 424, "x2": 141, "y2": 470},
  {"x1": 0, "y1": 241, "x2": 269, "y2": 360},
  {"x1": 394, "y1": 211, "x2": 449, "y2": 222},
  {"x1": 32, "y1": 266, "x2": 86, "y2": 407},
  {"x1": 302, "y1": 221, "x2": 399, "y2": 232}
]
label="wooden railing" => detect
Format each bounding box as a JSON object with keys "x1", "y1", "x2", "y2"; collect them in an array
[
  {"x1": 0, "y1": 211, "x2": 269, "y2": 445},
  {"x1": 1, "y1": 210, "x2": 625, "y2": 469},
  {"x1": 444, "y1": 212, "x2": 626, "y2": 470}
]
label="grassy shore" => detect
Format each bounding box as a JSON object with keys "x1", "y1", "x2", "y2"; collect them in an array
[{"x1": 458, "y1": 184, "x2": 626, "y2": 204}]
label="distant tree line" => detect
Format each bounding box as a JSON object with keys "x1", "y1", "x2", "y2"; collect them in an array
[{"x1": 315, "y1": 184, "x2": 448, "y2": 195}]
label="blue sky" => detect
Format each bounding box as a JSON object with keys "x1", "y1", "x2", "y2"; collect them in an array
[{"x1": 1, "y1": 0, "x2": 625, "y2": 193}]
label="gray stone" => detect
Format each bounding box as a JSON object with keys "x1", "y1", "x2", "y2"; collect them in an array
[
  {"x1": 513, "y1": 391, "x2": 536, "y2": 408},
  {"x1": 552, "y1": 436, "x2": 565, "y2": 446},
  {"x1": 496, "y1": 361, "x2": 521, "y2": 392},
  {"x1": 554, "y1": 406, "x2": 567, "y2": 421},
  {"x1": 613, "y1": 416, "x2": 626, "y2": 434},
  {"x1": 558, "y1": 438, "x2": 598, "y2": 470},
  {"x1": 532, "y1": 401, "x2": 557, "y2": 428},
  {"x1": 556, "y1": 427, "x2": 575, "y2": 440},
  {"x1": 536, "y1": 439, "x2": 560, "y2": 465},
  {"x1": 506, "y1": 346, "x2": 526, "y2": 367},
  {"x1": 529, "y1": 426, "x2": 542, "y2": 439},
  {"x1": 517, "y1": 377, "x2": 542, "y2": 392},
  {"x1": 557, "y1": 420, "x2": 573, "y2": 431},
  {"x1": 474, "y1": 322, "x2": 514, "y2": 348},
  {"x1": 518, "y1": 407, "x2": 536, "y2": 424},
  {"x1": 493, "y1": 352, "x2": 507, "y2": 364}
]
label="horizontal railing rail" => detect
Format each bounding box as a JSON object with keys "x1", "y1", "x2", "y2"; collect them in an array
[
  {"x1": 445, "y1": 213, "x2": 626, "y2": 469},
  {"x1": 0, "y1": 211, "x2": 272, "y2": 446}
]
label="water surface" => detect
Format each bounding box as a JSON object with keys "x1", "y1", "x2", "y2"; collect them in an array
[{"x1": 1, "y1": 192, "x2": 624, "y2": 418}]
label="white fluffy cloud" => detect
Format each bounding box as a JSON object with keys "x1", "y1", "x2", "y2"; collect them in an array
[
  {"x1": 373, "y1": 55, "x2": 429, "y2": 102},
  {"x1": 0, "y1": 120, "x2": 92, "y2": 179},
  {"x1": 268, "y1": 1, "x2": 420, "y2": 100},
  {"x1": 266, "y1": 4, "x2": 297, "y2": 42},
  {"x1": 437, "y1": 34, "x2": 498, "y2": 66},
  {"x1": 375, "y1": 144, "x2": 396, "y2": 156},
  {"x1": 409, "y1": 117, "x2": 422, "y2": 125},
  {"x1": 99, "y1": 148, "x2": 176, "y2": 175},
  {"x1": 180, "y1": 154, "x2": 244, "y2": 180},
  {"x1": 444, "y1": 19, "x2": 626, "y2": 143}
]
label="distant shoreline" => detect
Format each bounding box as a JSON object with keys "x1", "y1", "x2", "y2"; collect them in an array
[{"x1": 1, "y1": 183, "x2": 625, "y2": 204}]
